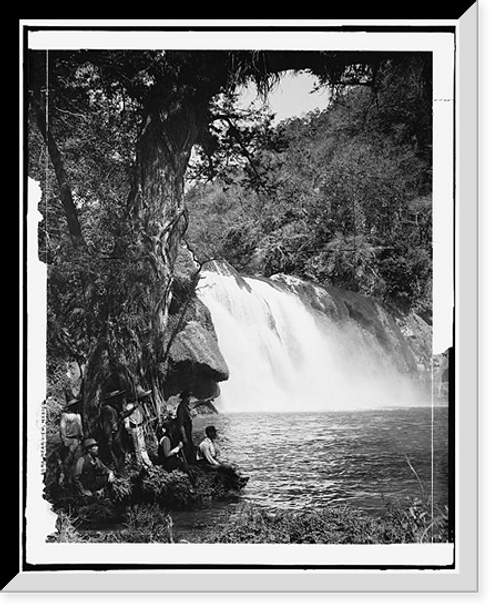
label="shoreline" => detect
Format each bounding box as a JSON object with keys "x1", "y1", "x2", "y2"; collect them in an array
[
  {"x1": 44, "y1": 405, "x2": 450, "y2": 545},
  {"x1": 50, "y1": 495, "x2": 451, "y2": 545}
]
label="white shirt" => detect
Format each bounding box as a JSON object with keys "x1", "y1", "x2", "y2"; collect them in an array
[{"x1": 196, "y1": 437, "x2": 220, "y2": 465}]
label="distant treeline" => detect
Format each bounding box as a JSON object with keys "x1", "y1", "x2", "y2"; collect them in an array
[{"x1": 186, "y1": 64, "x2": 432, "y2": 319}]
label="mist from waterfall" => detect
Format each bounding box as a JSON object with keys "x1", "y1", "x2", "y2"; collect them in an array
[{"x1": 196, "y1": 262, "x2": 424, "y2": 413}]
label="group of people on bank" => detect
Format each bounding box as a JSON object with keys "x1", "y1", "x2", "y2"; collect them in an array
[{"x1": 57, "y1": 385, "x2": 248, "y2": 499}]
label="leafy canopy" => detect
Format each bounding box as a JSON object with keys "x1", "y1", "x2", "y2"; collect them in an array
[{"x1": 28, "y1": 50, "x2": 432, "y2": 386}]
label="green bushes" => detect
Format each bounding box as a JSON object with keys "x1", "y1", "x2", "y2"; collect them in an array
[
  {"x1": 130, "y1": 467, "x2": 196, "y2": 508},
  {"x1": 117, "y1": 504, "x2": 175, "y2": 543},
  {"x1": 48, "y1": 492, "x2": 449, "y2": 545},
  {"x1": 186, "y1": 83, "x2": 433, "y2": 315},
  {"x1": 48, "y1": 504, "x2": 174, "y2": 544},
  {"x1": 204, "y1": 498, "x2": 449, "y2": 545},
  {"x1": 45, "y1": 460, "x2": 244, "y2": 536}
]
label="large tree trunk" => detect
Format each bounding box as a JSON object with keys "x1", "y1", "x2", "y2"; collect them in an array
[
  {"x1": 82, "y1": 89, "x2": 202, "y2": 434},
  {"x1": 130, "y1": 91, "x2": 202, "y2": 390},
  {"x1": 131, "y1": 93, "x2": 198, "y2": 320}
]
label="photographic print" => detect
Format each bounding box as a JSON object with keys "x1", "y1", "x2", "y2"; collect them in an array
[{"x1": 13, "y1": 12, "x2": 477, "y2": 593}]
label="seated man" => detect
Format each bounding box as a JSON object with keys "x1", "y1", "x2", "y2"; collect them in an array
[
  {"x1": 196, "y1": 425, "x2": 221, "y2": 467},
  {"x1": 74, "y1": 438, "x2": 115, "y2": 497},
  {"x1": 157, "y1": 421, "x2": 195, "y2": 484},
  {"x1": 196, "y1": 426, "x2": 249, "y2": 488},
  {"x1": 158, "y1": 421, "x2": 187, "y2": 471}
]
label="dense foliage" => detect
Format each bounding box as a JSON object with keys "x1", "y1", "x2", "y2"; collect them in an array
[
  {"x1": 204, "y1": 498, "x2": 448, "y2": 544},
  {"x1": 27, "y1": 50, "x2": 432, "y2": 415},
  {"x1": 50, "y1": 497, "x2": 449, "y2": 545},
  {"x1": 186, "y1": 61, "x2": 432, "y2": 317}
]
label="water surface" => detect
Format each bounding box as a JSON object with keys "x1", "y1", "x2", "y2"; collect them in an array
[{"x1": 172, "y1": 406, "x2": 450, "y2": 541}]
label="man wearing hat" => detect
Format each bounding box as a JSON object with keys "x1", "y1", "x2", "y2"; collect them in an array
[
  {"x1": 100, "y1": 389, "x2": 127, "y2": 474},
  {"x1": 122, "y1": 385, "x2": 153, "y2": 468},
  {"x1": 59, "y1": 398, "x2": 84, "y2": 482},
  {"x1": 74, "y1": 438, "x2": 115, "y2": 497}
]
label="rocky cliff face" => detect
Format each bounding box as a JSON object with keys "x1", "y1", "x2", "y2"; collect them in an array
[
  {"x1": 269, "y1": 273, "x2": 450, "y2": 400},
  {"x1": 160, "y1": 245, "x2": 229, "y2": 404},
  {"x1": 47, "y1": 249, "x2": 449, "y2": 413},
  {"x1": 266, "y1": 273, "x2": 433, "y2": 388},
  {"x1": 184, "y1": 260, "x2": 450, "y2": 409}
]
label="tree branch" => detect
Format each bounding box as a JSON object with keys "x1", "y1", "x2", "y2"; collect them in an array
[
  {"x1": 31, "y1": 89, "x2": 87, "y2": 250},
  {"x1": 209, "y1": 115, "x2": 262, "y2": 182}
]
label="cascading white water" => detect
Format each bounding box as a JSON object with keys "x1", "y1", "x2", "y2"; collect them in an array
[{"x1": 196, "y1": 262, "x2": 423, "y2": 413}]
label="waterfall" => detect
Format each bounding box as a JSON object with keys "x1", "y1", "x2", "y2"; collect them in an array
[{"x1": 196, "y1": 261, "x2": 425, "y2": 413}]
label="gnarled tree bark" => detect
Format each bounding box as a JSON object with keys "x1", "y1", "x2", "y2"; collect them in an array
[{"x1": 82, "y1": 87, "x2": 207, "y2": 434}]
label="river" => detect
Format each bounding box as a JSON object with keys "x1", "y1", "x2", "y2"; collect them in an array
[{"x1": 171, "y1": 405, "x2": 450, "y2": 542}]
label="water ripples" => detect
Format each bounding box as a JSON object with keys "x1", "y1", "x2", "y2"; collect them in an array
[{"x1": 192, "y1": 407, "x2": 449, "y2": 514}]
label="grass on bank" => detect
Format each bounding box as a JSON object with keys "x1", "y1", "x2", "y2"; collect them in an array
[
  {"x1": 49, "y1": 495, "x2": 449, "y2": 545},
  {"x1": 203, "y1": 497, "x2": 449, "y2": 544}
]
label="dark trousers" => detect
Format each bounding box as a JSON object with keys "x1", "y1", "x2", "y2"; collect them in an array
[
  {"x1": 179, "y1": 422, "x2": 195, "y2": 464},
  {"x1": 161, "y1": 455, "x2": 195, "y2": 484},
  {"x1": 162, "y1": 455, "x2": 190, "y2": 474}
]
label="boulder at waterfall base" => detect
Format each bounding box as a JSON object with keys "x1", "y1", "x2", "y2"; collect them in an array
[{"x1": 163, "y1": 321, "x2": 229, "y2": 399}]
